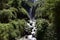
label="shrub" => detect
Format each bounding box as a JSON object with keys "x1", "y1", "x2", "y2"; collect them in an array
[
  {"x1": 0, "y1": 19, "x2": 27, "y2": 40},
  {"x1": 10, "y1": 19, "x2": 27, "y2": 37},
  {"x1": 0, "y1": 9, "x2": 13, "y2": 23},
  {"x1": 17, "y1": 8, "x2": 29, "y2": 20},
  {"x1": 36, "y1": 19, "x2": 57, "y2": 40},
  {"x1": 36, "y1": 19, "x2": 48, "y2": 40},
  {"x1": 0, "y1": 8, "x2": 18, "y2": 23}
]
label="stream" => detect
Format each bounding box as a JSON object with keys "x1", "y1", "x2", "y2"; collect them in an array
[
  {"x1": 26, "y1": 20, "x2": 37, "y2": 40},
  {"x1": 25, "y1": 0, "x2": 37, "y2": 40},
  {"x1": 17, "y1": 0, "x2": 38, "y2": 40}
]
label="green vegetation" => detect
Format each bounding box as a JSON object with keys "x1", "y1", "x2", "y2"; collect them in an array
[
  {"x1": 0, "y1": 0, "x2": 60, "y2": 40},
  {"x1": 0, "y1": 19, "x2": 27, "y2": 40}
]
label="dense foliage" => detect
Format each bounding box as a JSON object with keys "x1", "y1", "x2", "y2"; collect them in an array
[
  {"x1": 0, "y1": 19, "x2": 27, "y2": 40},
  {"x1": 0, "y1": 0, "x2": 60, "y2": 40}
]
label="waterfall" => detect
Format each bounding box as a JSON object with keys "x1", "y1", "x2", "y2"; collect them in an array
[
  {"x1": 17, "y1": 0, "x2": 39, "y2": 40},
  {"x1": 26, "y1": 20, "x2": 37, "y2": 40},
  {"x1": 25, "y1": 0, "x2": 38, "y2": 40},
  {"x1": 28, "y1": 0, "x2": 38, "y2": 20}
]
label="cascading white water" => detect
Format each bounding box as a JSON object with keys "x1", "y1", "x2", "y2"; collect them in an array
[
  {"x1": 30, "y1": 0, "x2": 38, "y2": 20},
  {"x1": 27, "y1": 20, "x2": 37, "y2": 40},
  {"x1": 25, "y1": 0, "x2": 38, "y2": 40},
  {"x1": 17, "y1": 0, "x2": 38, "y2": 40},
  {"x1": 16, "y1": 0, "x2": 45, "y2": 40}
]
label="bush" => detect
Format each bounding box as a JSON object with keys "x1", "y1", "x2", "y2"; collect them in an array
[
  {"x1": 0, "y1": 9, "x2": 13, "y2": 23},
  {"x1": 0, "y1": 23, "x2": 13, "y2": 40},
  {"x1": 36, "y1": 19, "x2": 57, "y2": 40},
  {"x1": 0, "y1": 8, "x2": 18, "y2": 23},
  {"x1": 10, "y1": 19, "x2": 27, "y2": 37},
  {"x1": 36, "y1": 19, "x2": 48, "y2": 40},
  {"x1": 0, "y1": 19, "x2": 27, "y2": 40},
  {"x1": 17, "y1": 8, "x2": 29, "y2": 20}
]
